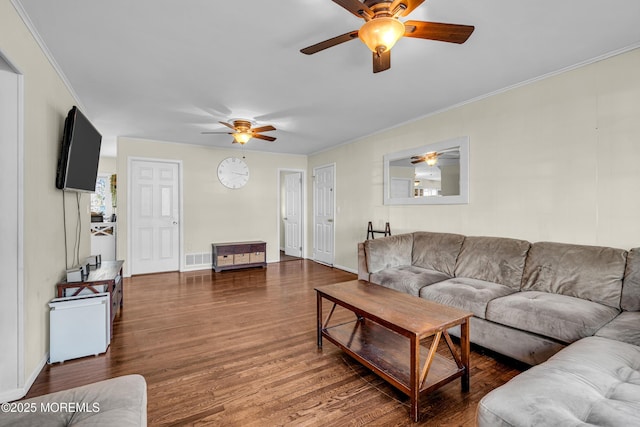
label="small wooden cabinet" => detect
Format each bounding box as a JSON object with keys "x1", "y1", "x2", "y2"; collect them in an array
[
  {"x1": 56, "y1": 260, "x2": 124, "y2": 335},
  {"x1": 212, "y1": 241, "x2": 266, "y2": 272}
]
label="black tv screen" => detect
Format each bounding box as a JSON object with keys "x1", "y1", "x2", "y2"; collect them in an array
[{"x1": 56, "y1": 106, "x2": 102, "y2": 192}]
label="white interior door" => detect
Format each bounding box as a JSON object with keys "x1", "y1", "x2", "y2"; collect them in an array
[
  {"x1": 130, "y1": 159, "x2": 180, "y2": 275},
  {"x1": 284, "y1": 172, "x2": 302, "y2": 257},
  {"x1": 313, "y1": 164, "x2": 335, "y2": 265},
  {"x1": 0, "y1": 57, "x2": 22, "y2": 400}
]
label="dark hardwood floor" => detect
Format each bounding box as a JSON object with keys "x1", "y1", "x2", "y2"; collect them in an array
[{"x1": 27, "y1": 260, "x2": 525, "y2": 426}]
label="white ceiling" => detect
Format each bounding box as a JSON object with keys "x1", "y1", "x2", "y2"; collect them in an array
[{"x1": 14, "y1": 0, "x2": 640, "y2": 157}]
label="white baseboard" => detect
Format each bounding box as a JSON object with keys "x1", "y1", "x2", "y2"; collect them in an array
[
  {"x1": 142, "y1": 259, "x2": 355, "y2": 275},
  {"x1": 333, "y1": 264, "x2": 357, "y2": 275},
  {"x1": 0, "y1": 352, "x2": 48, "y2": 403},
  {"x1": 0, "y1": 387, "x2": 23, "y2": 403},
  {"x1": 180, "y1": 265, "x2": 211, "y2": 273}
]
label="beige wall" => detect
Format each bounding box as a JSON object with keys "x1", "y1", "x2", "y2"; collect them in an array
[
  {"x1": 1, "y1": 0, "x2": 90, "y2": 389},
  {"x1": 98, "y1": 156, "x2": 117, "y2": 175},
  {"x1": 117, "y1": 138, "x2": 307, "y2": 275},
  {"x1": 309, "y1": 48, "x2": 640, "y2": 272}
]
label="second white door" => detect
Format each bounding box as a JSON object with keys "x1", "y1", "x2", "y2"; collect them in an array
[
  {"x1": 284, "y1": 172, "x2": 302, "y2": 257},
  {"x1": 130, "y1": 159, "x2": 180, "y2": 275},
  {"x1": 313, "y1": 164, "x2": 335, "y2": 266}
]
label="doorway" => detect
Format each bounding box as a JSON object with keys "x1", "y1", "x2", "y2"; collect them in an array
[
  {"x1": 128, "y1": 158, "x2": 182, "y2": 275},
  {"x1": 313, "y1": 163, "x2": 335, "y2": 266},
  {"x1": 279, "y1": 169, "x2": 304, "y2": 262},
  {"x1": 0, "y1": 52, "x2": 24, "y2": 400}
]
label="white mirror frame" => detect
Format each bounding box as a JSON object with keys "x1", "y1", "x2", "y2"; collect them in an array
[{"x1": 383, "y1": 136, "x2": 469, "y2": 205}]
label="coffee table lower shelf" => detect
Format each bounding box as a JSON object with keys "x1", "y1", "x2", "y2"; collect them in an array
[{"x1": 322, "y1": 319, "x2": 465, "y2": 396}]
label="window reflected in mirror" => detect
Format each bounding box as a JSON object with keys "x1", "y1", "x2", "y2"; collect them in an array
[{"x1": 384, "y1": 137, "x2": 469, "y2": 205}]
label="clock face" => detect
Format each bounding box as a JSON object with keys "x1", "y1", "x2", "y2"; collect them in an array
[{"x1": 217, "y1": 157, "x2": 249, "y2": 189}]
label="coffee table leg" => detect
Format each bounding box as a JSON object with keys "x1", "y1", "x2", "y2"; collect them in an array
[
  {"x1": 316, "y1": 292, "x2": 323, "y2": 349},
  {"x1": 410, "y1": 334, "x2": 420, "y2": 422},
  {"x1": 460, "y1": 319, "x2": 470, "y2": 391}
]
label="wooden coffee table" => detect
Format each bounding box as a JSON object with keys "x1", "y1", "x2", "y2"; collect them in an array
[{"x1": 315, "y1": 280, "x2": 472, "y2": 422}]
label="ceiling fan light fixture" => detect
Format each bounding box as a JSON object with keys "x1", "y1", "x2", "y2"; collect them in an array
[
  {"x1": 233, "y1": 131, "x2": 252, "y2": 144},
  {"x1": 358, "y1": 17, "x2": 405, "y2": 54},
  {"x1": 425, "y1": 152, "x2": 438, "y2": 166}
]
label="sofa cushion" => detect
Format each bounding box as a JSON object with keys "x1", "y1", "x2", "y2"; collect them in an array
[
  {"x1": 370, "y1": 266, "x2": 450, "y2": 297},
  {"x1": 596, "y1": 311, "x2": 640, "y2": 347},
  {"x1": 521, "y1": 241, "x2": 627, "y2": 309},
  {"x1": 411, "y1": 231, "x2": 465, "y2": 276},
  {"x1": 622, "y1": 247, "x2": 640, "y2": 311},
  {"x1": 0, "y1": 374, "x2": 147, "y2": 426},
  {"x1": 364, "y1": 233, "x2": 413, "y2": 274},
  {"x1": 453, "y1": 236, "x2": 530, "y2": 290},
  {"x1": 419, "y1": 277, "x2": 516, "y2": 319},
  {"x1": 487, "y1": 291, "x2": 620, "y2": 343},
  {"x1": 477, "y1": 336, "x2": 640, "y2": 427}
]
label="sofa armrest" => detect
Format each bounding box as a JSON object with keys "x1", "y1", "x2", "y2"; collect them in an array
[
  {"x1": 357, "y1": 242, "x2": 370, "y2": 281},
  {"x1": 362, "y1": 233, "x2": 414, "y2": 274}
]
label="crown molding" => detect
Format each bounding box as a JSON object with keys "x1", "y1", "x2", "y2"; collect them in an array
[{"x1": 10, "y1": 0, "x2": 85, "y2": 111}]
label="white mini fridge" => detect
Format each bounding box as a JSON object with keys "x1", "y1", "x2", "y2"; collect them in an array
[{"x1": 49, "y1": 293, "x2": 111, "y2": 363}]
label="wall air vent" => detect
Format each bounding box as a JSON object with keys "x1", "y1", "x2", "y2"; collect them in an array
[{"x1": 184, "y1": 252, "x2": 212, "y2": 271}]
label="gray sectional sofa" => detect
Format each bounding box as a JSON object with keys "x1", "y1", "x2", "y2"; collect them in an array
[
  {"x1": 358, "y1": 231, "x2": 640, "y2": 425},
  {"x1": 358, "y1": 231, "x2": 640, "y2": 364},
  {"x1": 476, "y1": 336, "x2": 640, "y2": 426}
]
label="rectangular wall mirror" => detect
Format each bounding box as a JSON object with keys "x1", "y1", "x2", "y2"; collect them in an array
[{"x1": 383, "y1": 136, "x2": 469, "y2": 205}]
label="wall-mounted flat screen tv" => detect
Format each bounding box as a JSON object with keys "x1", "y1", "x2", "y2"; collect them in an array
[{"x1": 55, "y1": 106, "x2": 102, "y2": 192}]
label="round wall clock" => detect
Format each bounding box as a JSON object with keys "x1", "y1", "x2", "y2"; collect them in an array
[{"x1": 217, "y1": 157, "x2": 249, "y2": 189}]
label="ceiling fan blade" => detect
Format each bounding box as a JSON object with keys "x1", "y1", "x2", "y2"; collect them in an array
[
  {"x1": 201, "y1": 131, "x2": 232, "y2": 135},
  {"x1": 219, "y1": 121, "x2": 236, "y2": 130},
  {"x1": 390, "y1": 0, "x2": 425, "y2": 17},
  {"x1": 251, "y1": 125, "x2": 276, "y2": 133},
  {"x1": 252, "y1": 134, "x2": 277, "y2": 142},
  {"x1": 404, "y1": 21, "x2": 475, "y2": 44},
  {"x1": 332, "y1": 0, "x2": 374, "y2": 19},
  {"x1": 373, "y1": 50, "x2": 391, "y2": 73},
  {"x1": 301, "y1": 30, "x2": 359, "y2": 55},
  {"x1": 411, "y1": 159, "x2": 423, "y2": 164}
]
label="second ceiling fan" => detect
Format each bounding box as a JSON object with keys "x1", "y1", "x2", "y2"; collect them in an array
[
  {"x1": 201, "y1": 119, "x2": 277, "y2": 145},
  {"x1": 300, "y1": 0, "x2": 474, "y2": 73}
]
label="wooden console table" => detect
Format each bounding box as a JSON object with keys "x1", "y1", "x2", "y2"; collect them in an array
[
  {"x1": 56, "y1": 260, "x2": 124, "y2": 334},
  {"x1": 212, "y1": 241, "x2": 266, "y2": 272},
  {"x1": 315, "y1": 280, "x2": 472, "y2": 422}
]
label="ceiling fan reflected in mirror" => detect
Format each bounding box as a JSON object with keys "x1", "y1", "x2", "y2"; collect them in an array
[
  {"x1": 201, "y1": 119, "x2": 277, "y2": 145},
  {"x1": 411, "y1": 147, "x2": 460, "y2": 166},
  {"x1": 300, "y1": 0, "x2": 475, "y2": 73},
  {"x1": 411, "y1": 151, "x2": 438, "y2": 166}
]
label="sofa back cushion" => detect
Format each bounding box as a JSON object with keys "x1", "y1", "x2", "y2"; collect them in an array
[
  {"x1": 454, "y1": 236, "x2": 531, "y2": 290},
  {"x1": 521, "y1": 242, "x2": 627, "y2": 309},
  {"x1": 622, "y1": 247, "x2": 640, "y2": 311},
  {"x1": 364, "y1": 233, "x2": 413, "y2": 274},
  {"x1": 411, "y1": 232, "x2": 465, "y2": 276}
]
